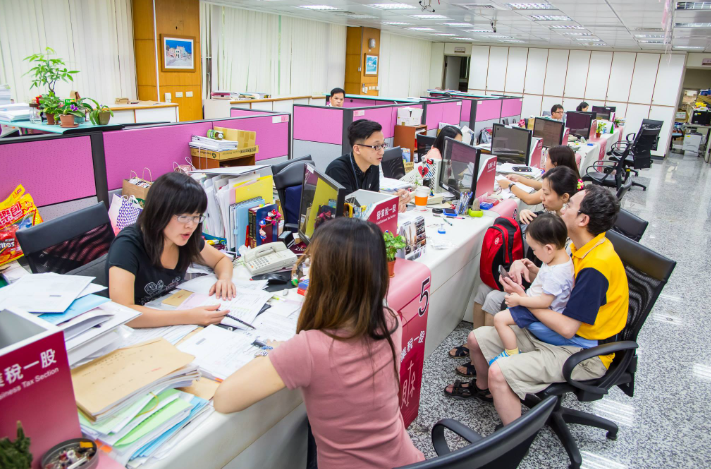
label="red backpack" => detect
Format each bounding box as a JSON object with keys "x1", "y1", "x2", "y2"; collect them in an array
[{"x1": 480, "y1": 217, "x2": 524, "y2": 291}]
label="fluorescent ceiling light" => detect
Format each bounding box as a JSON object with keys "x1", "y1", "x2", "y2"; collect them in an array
[
  {"x1": 367, "y1": 3, "x2": 418, "y2": 9},
  {"x1": 529, "y1": 15, "x2": 572, "y2": 21},
  {"x1": 383, "y1": 21, "x2": 411, "y2": 25},
  {"x1": 410, "y1": 14, "x2": 449, "y2": 19},
  {"x1": 637, "y1": 39, "x2": 670, "y2": 43},
  {"x1": 506, "y1": 3, "x2": 554, "y2": 9},
  {"x1": 407, "y1": 27, "x2": 436, "y2": 30},
  {"x1": 634, "y1": 34, "x2": 666, "y2": 38},
  {"x1": 484, "y1": 35, "x2": 513, "y2": 38},
  {"x1": 443, "y1": 23, "x2": 474, "y2": 27},
  {"x1": 675, "y1": 22, "x2": 711, "y2": 27},
  {"x1": 342, "y1": 14, "x2": 377, "y2": 18},
  {"x1": 453, "y1": 37, "x2": 473, "y2": 41},
  {"x1": 561, "y1": 32, "x2": 593, "y2": 36},
  {"x1": 466, "y1": 29, "x2": 494, "y2": 33},
  {"x1": 550, "y1": 25, "x2": 584, "y2": 29},
  {"x1": 500, "y1": 39, "x2": 526, "y2": 43},
  {"x1": 673, "y1": 46, "x2": 705, "y2": 49},
  {"x1": 676, "y1": 2, "x2": 711, "y2": 9},
  {"x1": 576, "y1": 37, "x2": 599, "y2": 41},
  {"x1": 297, "y1": 5, "x2": 343, "y2": 10},
  {"x1": 432, "y1": 33, "x2": 457, "y2": 36}
]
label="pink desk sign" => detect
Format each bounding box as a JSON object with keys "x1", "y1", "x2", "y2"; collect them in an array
[
  {"x1": 387, "y1": 259, "x2": 431, "y2": 428},
  {"x1": 0, "y1": 310, "x2": 81, "y2": 469},
  {"x1": 490, "y1": 199, "x2": 518, "y2": 219},
  {"x1": 530, "y1": 138, "x2": 543, "y2": 169}
]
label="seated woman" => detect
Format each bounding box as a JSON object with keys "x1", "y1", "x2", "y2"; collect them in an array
[
  {"x1": 497, "y1": 145, "x2": 580, "y2": 206},
  {"x1": 576, "y1": 101, "x2": 590, "y2": 112},
  {"x1": 107, "y1": 172, "x2": 236, "y2": 328},
  {"x1": 448, "y1": 166, "x2": 581, "y2": 369},
  {"x1": 425, "y1": 125, "x2": 463, "y2": 160},
  {"x1": 213, "y1": 217, "x2": 425, "y2": 469}
]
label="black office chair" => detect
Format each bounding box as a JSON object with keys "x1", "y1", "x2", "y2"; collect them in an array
[
  {"x1": 271, "y1": 154, "x2": 312, "y2": 176},
  {"x1": 274, "y1": 161, "x2": 310, "y2": 233},
  {"x1": 615, "y1": 173, "x2": 633, "y2": 200},
  {"x1": 608, "y1": 125, "x2": 661, "y2": 191},
  {"x1": 523, "y1": 230, "x2": 676, "y2": 469},
  {"x1": 582, "y1": 145, "x2": 627, "y2": 192},
  {"x1": 396, "y1": 396, "x2": 557, "y2": 469},
  {"x1": 16, "y1": 203, "x2": 115, "y2": 286},
  {"x1": 417, "y1": 134, "x2": 436, "y2": 162},
  {"x1": 611, "y1": 209, "x2": 648, "y2": 242}
]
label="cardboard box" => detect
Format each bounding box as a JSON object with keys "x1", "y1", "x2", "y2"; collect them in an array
[
  {"x1": 397, "y1": 107, "x2": 423, "y2": 126},
  {"x1": 213, "y1": 126, "x2": 256, "y2": 149},
  {"x1": 190, "y1": 146, "x2": 259, "y2": 161}
]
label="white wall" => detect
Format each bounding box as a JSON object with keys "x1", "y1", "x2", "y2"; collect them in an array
[
  {"x1": 379, "y1": 32, "x2": 432, "y2": 98},
  {"x1": 469, "y1": 46, "x2": 687, "y2": 156},
  {"x1": 430, "y1": 43, "x2": 445, "y2": 90}
]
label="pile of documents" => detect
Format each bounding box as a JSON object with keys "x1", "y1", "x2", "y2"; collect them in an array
[
  {"x1": 72, "y1": 339, "x2": 208, "y2": 466},
  {"x1": 191, "y1": 166, "x2": 274, "y2": 250},
  {"x1": 0, "y1": 273, "x2": 140, "y2": 366},
  {"x1": 0, "y1": 84, "x2": 11, "y2": 105},
  {"x1": 189, "y1": 135, "x2": 238, "y2": 152},
  {"x1": 0, "y1": 102, "x2": 30, "y2": 121}
]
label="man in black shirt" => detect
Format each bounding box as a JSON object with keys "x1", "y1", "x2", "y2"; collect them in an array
[{"x1": 326, "y1": 119, "x2": 411, "y2": 211}]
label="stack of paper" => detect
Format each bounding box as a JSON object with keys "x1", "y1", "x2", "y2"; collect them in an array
[
  {"x1": 0, "y1": 102, "x2": 29, "y2": 121},
  {"x1": 80, "y1": 388, "x2": 213, "y2": 467},
  {"x1": 0, "y1": 273, "x2": 94, "y2": 313},
  {"x1": 71, "y1": 338, "x2": 200, "y2": 422},
  {"x1": 0, "y1": 85, "x2": 11, "y2": 105},
  {"x1": 189, "y1": 136, "x2": 238, "y2": 151},
  {"x1": 177, "y1": 325, "x2": 256, "y2": 381}
]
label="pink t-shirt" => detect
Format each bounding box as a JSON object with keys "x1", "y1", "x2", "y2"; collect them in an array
[
  {"x1": 425, "y1": 147, "x2": 442, "y2": 160},
  {"x1": 269, "y1": 317, "x2": 425, "y2": 469}
]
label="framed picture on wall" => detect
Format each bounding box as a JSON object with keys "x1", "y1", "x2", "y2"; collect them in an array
[
  {"x1": 364, "y1": 55, "x2": 378, "y2": 76},
  {"x1": 161, "y1": 34, "x2": 195, "y2": 72}
]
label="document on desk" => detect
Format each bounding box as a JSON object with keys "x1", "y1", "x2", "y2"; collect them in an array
[
  {"x1": 253, "y1": 311, "x2": 298, "y2": 342},
  {"x1": 0, "y1": 273, "x2": 93, "y2": 313},
  {"x1": 177, "y1": 325, "x2": 256, "y2": 381},
  {"x1": 122, "y1": 325, "x2": 199, "y2": 348},
  {"x1": 179, "y1": 275, "x2": 268, "y2": 295}
]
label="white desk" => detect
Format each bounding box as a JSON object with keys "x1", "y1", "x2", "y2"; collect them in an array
[
  {"x1": 146, "y1": 211, "x2": 494, "y2": 468},
  {"x1": 577, "y1": 127, "x2": 624, "y2": 174}
]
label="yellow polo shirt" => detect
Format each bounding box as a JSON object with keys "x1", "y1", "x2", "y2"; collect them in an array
[{"x1": 563, "y1": 232, "x2": 629, "y2": 368}]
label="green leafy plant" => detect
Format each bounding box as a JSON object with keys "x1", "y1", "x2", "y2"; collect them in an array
[
  {"x1": 596, "y1": 121, "x2": 606, "y2": 134},
  {"x1": 23, "y1": 47, "x2": 79, "y2": 94},
  {"x1": 87, "y1": 99, "x2": 114, "y2": 125},
  {"x1": 38, "y1": 92, "x2": 62, "y2": 117},
  {"x1": 0, "y1": 421, "x2": 33, "y2": 469},
  {"x1": 383, "y1": 231, "x2": 406, "y2": 262},
  {"x1": 59, "y1": 102, "x2": 85, "y2": 118}
]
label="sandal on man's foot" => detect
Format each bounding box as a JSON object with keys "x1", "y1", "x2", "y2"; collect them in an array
[
  {"x1": 448, "y1": 345, "x2": 469, "y2": 359},
  {"x1": 444, "y1": 380, "x2": 476, "y2": 400},
  {"x1": 455, "y1": 362, "x2": 477, "y2": 378},
  {"x1": 471, "y1": 382, "x2": 494, "y2": 403}
]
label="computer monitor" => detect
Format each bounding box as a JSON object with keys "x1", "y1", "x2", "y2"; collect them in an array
[
  {"x1": 533, "y1": 118, "x2": 564, "y2": 148},
  {"x1": 440, "y1": 137, "x2": 496, "y2": 200},
  {"x1": 592, "y1": 106, "x2": 615, "y2": 121},
  {"x1": 381, "y1": 146, "x2": 406, "y2": 179},
  {"x1": 566, "y1": 111, "x2": 595, "y2": 139},
  {"x1": 491, "y1": 124, "x2": 532, "y2": 165},
  {"x1": 298, "y1": 163, "x2": 346, "y2": 245}
]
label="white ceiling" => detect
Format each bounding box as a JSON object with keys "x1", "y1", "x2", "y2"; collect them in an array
[{"x1": 206, "y1": 0, "x2": 711, "y2": 52}]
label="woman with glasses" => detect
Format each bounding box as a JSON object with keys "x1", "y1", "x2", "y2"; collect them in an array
[
  {"x1": 326, "y1": 119, "x2": 411, "y2": 211},
  {"x1": 107, "y1": 172, "x2": 235, "y2": 327}
]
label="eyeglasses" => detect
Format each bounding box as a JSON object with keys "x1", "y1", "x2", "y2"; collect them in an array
[
  {"x1": 552, "y1": 110, "x2": 564, "y2": 115},
  {"x1": 176, "y1": 214, "x2": 206, "y2": 225},
  {"x1": 356, "y1": 143, "x2": 389, "y2": 152}
]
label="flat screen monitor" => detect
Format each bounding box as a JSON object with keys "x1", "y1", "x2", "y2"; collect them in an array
[
  {"x1": 592, "y1": 106, "x2": 615, "y2": 121},
  {"x1": 381, "y1": 146, "x2": 406, "y2": 179},
  {"x1": 298, "y1": 163, "x2": 346, "y2": 245},
  {"x1": 491, "y1": 124, "x2": 532, "y2": 165},
  {"x1": 566, "y1": 111, "x2": 595, "y2": 139},
  {"x1": 440, "y1": 137, "x2": 496, "y2": 201},
  {"x1": 533, "y1": 118, "x2": 564, "y2": 148}
]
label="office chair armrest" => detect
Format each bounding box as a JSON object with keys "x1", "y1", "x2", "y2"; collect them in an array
[
  {"x1": 625, "y1": 132, "x2": 636, "y2": 143},
  {"x1": 608, "y1": 141, "x2": 629, "y2": 155},
  {"x1": 432, "y1": 419, "x2": 484, "y2": 456},
  {"x1": 586, "y1": 162, "x2": 617, "y2": 181},
  {"x1": 562, "y1": 341, "x2": 639, "y2": 394}
]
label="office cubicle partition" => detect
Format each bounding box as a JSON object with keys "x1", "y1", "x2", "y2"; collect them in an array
[
  {"x1": 427, "y1": 91, "x2": 523, "y2": 134},
  {"x1": 500, "y1": 97, "x2": 524, "y2": 124},
  {"x1": 218, "y1": 111, "x2": 291, "y2": 164}
]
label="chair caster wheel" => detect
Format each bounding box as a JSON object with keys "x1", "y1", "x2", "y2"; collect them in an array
[{"x1": 606, "y1": 431, "x2": 617, "y2": 440}]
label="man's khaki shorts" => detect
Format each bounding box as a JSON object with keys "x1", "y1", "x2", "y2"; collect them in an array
[{"x1": 472, "y1": 326, "x2": 607, "y2": 400}]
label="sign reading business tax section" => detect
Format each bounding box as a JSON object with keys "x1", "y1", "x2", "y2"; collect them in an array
[{"x1": 0, "y1": 315, "x2": 81, "y2": 469}]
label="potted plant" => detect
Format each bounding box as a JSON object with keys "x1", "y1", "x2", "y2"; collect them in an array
[
  {"x1": 87, "y1": 99, "x2": 113, "y2": 125},
  {"x1": 58, "y1": 103, "x2": 84, "y2": 128},
  {"x1": 0, "y1": 421, "x2": 32, "y2": 469},
  {"x1": 23, "y1": 47, "x2": 78, "y2": 94},
  {"x1": 383, "y1": 231, "x2": 406, "y2": 278},
  {"x1": 38, "y1": 93, "x2": 62, "y2": 125},
  {"x1": 596, "y1": 121, "x2": 605, "y2": 138}
]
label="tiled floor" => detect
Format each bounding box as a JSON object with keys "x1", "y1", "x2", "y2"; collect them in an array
[{"x1": 408, "y1": 152, "x2": 711, "y2": 468}]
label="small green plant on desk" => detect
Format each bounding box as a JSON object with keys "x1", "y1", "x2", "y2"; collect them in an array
[
  {"x1": 87, "y1": 99, "x2": 114, "y2": 125},
  {"x1": 383, "y1": 231, "x2": 406, "y2": 277},
  {"x1": 0, "y1": 421, "x2": 32, "y2": 469},
  {"x1": 23, "y1": 47, "x2": 78, "y2": 94}
]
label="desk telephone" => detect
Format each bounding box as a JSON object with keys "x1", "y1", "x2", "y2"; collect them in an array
[{"x1": 243, "y1": 242, "x2": 298, "y2": 276}]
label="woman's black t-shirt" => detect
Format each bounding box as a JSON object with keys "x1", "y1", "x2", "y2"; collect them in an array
[{"x1": 106, "y1": 225, "x2": 205, "y2": 306}]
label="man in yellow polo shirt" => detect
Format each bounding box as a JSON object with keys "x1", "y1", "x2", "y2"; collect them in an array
[{"x1": 444, "y1": 185, "x2": 628, "y2": 425}]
